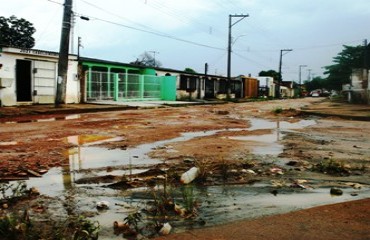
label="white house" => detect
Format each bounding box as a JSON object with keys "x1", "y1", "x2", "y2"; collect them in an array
[
  {"x1": 0, "y1": 46, "x2": 79, "y2": 106},
  {"x1": 257, "y1": 76, "x2": 275, "y2": 97},
  {"x1": 344, "y1": 68, "x2": 370, "y2": 104}
]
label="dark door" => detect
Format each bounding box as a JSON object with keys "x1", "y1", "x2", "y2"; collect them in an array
[
  {"x1": 205, "y1": 78, "x2": 214, "y2": 98},
  {"x1": 16, "y1": 59, "x2": 32, "y2": 102}
]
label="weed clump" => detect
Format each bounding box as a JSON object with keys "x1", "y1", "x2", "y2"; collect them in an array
[
  {"x1": 313, "y1": 159, "x2": 350, "y2": 175},
  {"x1": 272, "y1": 107, "x2": 283, "y2": 114}
]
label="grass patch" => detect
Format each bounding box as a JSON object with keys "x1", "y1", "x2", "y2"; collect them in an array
[
  {"x1": 272, "y1": 106, "x2": 283, "y2": 114},
  {"x1": 313, "y1": 159, "x2": 349, "y2": 175}
]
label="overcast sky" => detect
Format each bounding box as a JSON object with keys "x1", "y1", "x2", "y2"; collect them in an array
[{"x1": 1, "y1": 0, "x2": 369, "y2": 81}]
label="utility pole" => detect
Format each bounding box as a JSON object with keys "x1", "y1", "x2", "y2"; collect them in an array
[
  {"x1": 363, "y1": 39, "x2": 369, "y2": 91},
  {"x1": 227, "y1": 14, "x2": 249, "y2": 99},
  {"x1": 55, "y1": 0, "x2": 73, "y2": 107},
  {"x1": 307, "y1": 69, "x2": 312, "y2": 81},
  {"x1": 277, "y1": 49, "x2": 292, "y2": 98},
  {"x1": 77, "y1": 36, "x2": 82, "y2": 61},
  {"x1": 299, "y1": 65, "x2": 307, "y2": 97},
  {"x1": 149, "y1": 51, "x2": 159, "y2": 67}
]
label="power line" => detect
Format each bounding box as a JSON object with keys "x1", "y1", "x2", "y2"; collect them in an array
[
  {"x1": 78, "y1": 0, "x2": 158, "y2": 32},
  {"x1": 47, "y1": 0, "x2": 63, "y2": 6},
  {"x1": 47, "y1": 0, "x2": 226, "y2": 51},
  {"x1": 233, "y1": 51, "x2": 273, "y2": 69},
  {"x1": 74, "y1": 12, "x2": 226, "y2": 51}
]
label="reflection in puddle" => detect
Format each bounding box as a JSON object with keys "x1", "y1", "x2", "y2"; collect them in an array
[
  {"x1": 195, "y1": 184, "x2": 370, "y2": 229},
  {"x1": 229, "y1": 133, "x2": 283, "y2": 155},
  {"x1": 26, "y1": 118, "x2": 317, "y2": 196},
  {"x1": 0, "y1": 141, "x2": 18, "y2": 146},
  {"x1": 228, "y1": 118, "x2": 316, "y2": 155}
]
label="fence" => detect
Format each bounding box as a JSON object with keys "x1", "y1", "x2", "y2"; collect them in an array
[{"x1": 86, "y1": 71, "x2": 161, "y2": 101}]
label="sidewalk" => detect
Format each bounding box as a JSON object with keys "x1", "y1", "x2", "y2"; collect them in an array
[
  {"x1": 0, "y1": 100, "x2": 203, "y2": 118},
  {"x1": 0, "y1": 99, "x2": 369, "y2": 120},
  {"x1": 300, "y1": 99, "x2": 370, "y2": 121}
]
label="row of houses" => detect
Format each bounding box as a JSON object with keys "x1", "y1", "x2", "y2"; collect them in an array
[{"x1": 0, "y1": 46, "x2": 294, "y2": 107}]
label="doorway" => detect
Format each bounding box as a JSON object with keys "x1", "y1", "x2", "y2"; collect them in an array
[{"x1": 16, "y1": 59, "x2": 32, "y2": 102}]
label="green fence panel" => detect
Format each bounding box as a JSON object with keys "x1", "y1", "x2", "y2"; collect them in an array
[{"x1": 160, "y1": 76, "x2": 177, "y2": 101}]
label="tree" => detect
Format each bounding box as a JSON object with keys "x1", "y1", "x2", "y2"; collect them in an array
[
  {"x1": 258, "y1": 70, "x2": 279, "y2": 80},
  {"x1": 304, "y1": 76, "x2": 326, "y2": 92},
  {"x1": 0, "y1": 15, "x2": 36, "y2": 48},
  {"x1": 184, "y1": 67, "x2": 197, "y2": 73},
  {"x1": 130, "y1": 51, "x2": 162, "y2": 67},
  {"x1": 323, "y1": 45, "x2": 366, "y2": 90}
]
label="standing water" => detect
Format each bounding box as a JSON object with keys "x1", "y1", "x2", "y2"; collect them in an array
[{"x1": 23, "y1": 118, "x2": 369, "y2": 238}]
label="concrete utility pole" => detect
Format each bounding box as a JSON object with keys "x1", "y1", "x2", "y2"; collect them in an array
[
  {"x1": 307, "y1": 69, "x2": 312, "y2": 81},
  {"x1": 227, "y1": 14, "x2": 249, "y2": 99},
  {"x1": 55, "y1": 0, "x2": 73, "y2": 107},
  {"x1": 277, "y1": 49, "x2": 292, "y2": 98},
  {"x1": 363, "y1": 39, "x2": 369, "y2": 90},
  {"x1": 299, "y1": 65, "x2": 307, "y2": 97}
]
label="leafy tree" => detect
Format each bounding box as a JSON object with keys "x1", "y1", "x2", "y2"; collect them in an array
[
  {"x1": 258, "y1": 69, "x2": 279, "y2": 80},
  {"x1": 130, "y1": 51, "x2": 162, "y2": 67},
  {"x1": 184, "y1": 67, "x2": 197, "y2": 73},
  {"x1": 0, "y1": 15, "x2": 36, "y2": 48},
  {"x1": 323, "y1": 45, "x2": 366, "y2": 90},
  {"x1": 304, "y1": 76, "x2": 326, "y2": 92}
]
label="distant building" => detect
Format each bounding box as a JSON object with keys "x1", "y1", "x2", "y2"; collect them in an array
[
  {"x1": 344, "y1": 68, "x2": 370, "y2": 104},
  {"x1": 257, "y1": 76, "x2": 275, "y2": 98}
]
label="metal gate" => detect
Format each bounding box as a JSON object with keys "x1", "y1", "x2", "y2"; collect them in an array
[
  {"x1": 33, "y1": 60, "x2": 56, "y2": 103},
  {"x1": 86, "y1": 71, "x2": 161, "y2": 101}
]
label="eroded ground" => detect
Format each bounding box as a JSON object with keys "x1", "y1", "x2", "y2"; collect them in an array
[{"x1": 0, "y1": 98, "x2": 369, "y2": 239}]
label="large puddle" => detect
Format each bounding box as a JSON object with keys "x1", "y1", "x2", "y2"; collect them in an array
[{"x1": 21, "y1": 117, "x2": 370, "y2": 238}]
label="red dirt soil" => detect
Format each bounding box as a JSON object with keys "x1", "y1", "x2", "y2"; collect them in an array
[{"x1": 155, "y1": 198, "x2": 370, "y2": 240}]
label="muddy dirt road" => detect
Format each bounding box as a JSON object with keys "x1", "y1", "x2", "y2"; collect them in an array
[{"x1": 0, "y1": 98, "x2": 369, "y2": 239}]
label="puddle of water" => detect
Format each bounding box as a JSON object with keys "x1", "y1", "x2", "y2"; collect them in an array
[
  {"x1": 2, "y1": 114, "x2": 81, "y2": 124},
  {"x1": 227, "y1": 118, "x2": 315, "y2": 155},
  {"x1": 22, "y1": 117, "x2": 326, "y2": 238},
  {"x1": 0, "y1": 141, "x2": 18, "y2": 146},
  {"x1": 248, "y1": 118, "x2": 315, "y2": 131},
  {"x1": 193, "y1": 184, "x2": 370, "y2": 229}
]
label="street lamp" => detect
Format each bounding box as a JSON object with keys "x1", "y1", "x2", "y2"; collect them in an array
[
  {"x1": 299, "y1": 65, "x2": 307, "y2": 97},
  {"x1": 277, "y1": 49, "x2": 292, "y2": 98},
  {"x1": 227, "y1": 14, "x2": 249, "y2": 99}
]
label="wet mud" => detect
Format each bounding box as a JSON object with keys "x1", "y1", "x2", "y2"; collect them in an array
[{"x1": 0, "y1": 98, "x2": 369, "y2": 239}]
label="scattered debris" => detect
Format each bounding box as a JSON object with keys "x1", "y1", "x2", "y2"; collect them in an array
[
  {"x1": 96, "y1": 201, "x2": 110, "y2": 210},
  {"x1": 270, "y1": 167, "x2": 284, "y2": 175},
  {"x1": 286, "y1": 160, "x2": 299, "y2": 166},
  {"x1": 180, "y1": 167, "x2": 200, "y2": 184},
  {"x1": 26, "y1": 169, "x2": 42, "y2": 177},
  {"x1": 330, "y1": 188, "x2": 343, "y2": 196},
  {"x1": 271, "y1": 189, "x2": 278, "y2": 196},
  {"x1": 344, "y1": 182, "x2": 362, "y2": 189},
  {"x1": 159, "y1": 222, "x2": 172, "y2": 235},
  {"x1": 271, "y1": 180, "x2": 286, "y2": 188},
  {"x1": 114, "y1": 221, "x2": 129, "y2": 231},
  {"x1": 174, "y1": 204, "x2": 187, "y2": 217},
  {"x1": 242, "y1": 169, "x2": 257, "y2": 175}
]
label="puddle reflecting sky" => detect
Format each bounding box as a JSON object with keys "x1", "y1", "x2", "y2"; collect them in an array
[
  {"x1": 227, "y1": 118, "x2": 316, "y2": 155},
  {"x1": 22, "y1": 117, "x2": 329, "y2": 238}
]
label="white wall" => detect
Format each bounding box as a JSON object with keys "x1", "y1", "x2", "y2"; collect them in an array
[{"x1": 0, "y1": 47, "x2": 78, "y2": 106}]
